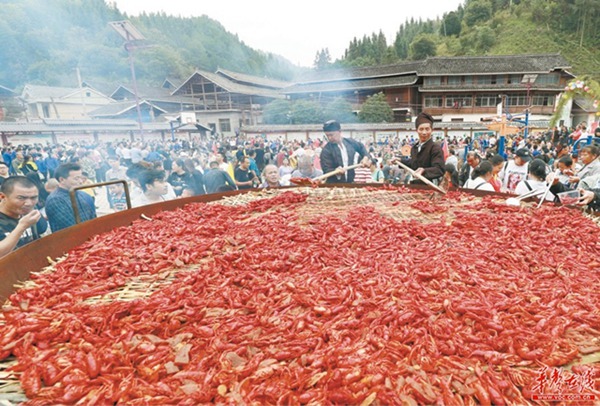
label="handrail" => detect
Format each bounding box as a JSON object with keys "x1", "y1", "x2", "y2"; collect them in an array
[
  {"x1": 69, "y1": 180, "x2": 131, "y2": 224},
  {"x1": 572, "y1": 135, "x2": 600, "y2": 155}
]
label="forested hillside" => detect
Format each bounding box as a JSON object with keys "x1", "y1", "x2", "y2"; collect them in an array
[
  {"x1": 319, "y1": 0, "x2": 599, "y2": 79},
  {"x1": 1, "y1": 0, "x2": 598, "y2": 94},
  {"x1": 0, "y1": 0, "x2": 300, "y2": 91}
]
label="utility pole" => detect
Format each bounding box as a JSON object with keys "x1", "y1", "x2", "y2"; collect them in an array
[
  {"x1": 109, "y1": 21, "x2": 147, "y2": 141},
  {"x1": 76, "y1": 66, "x2": 87, "y2": 118},
  {"x1": 521, "y1": 74, "x2": 538, "y2": 138}
]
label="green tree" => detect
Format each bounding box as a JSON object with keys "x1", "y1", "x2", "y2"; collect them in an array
[
  {"x1": 441, "y1": 11, "x2": 462, "y2": 36},
  {"x1": 409, "y1": 34, "x2": 437, "y2": 60},
  {"x1": 358, "y1": 92, "x2": 393, "y2": 123},
  {"x1": 262, "y1": 99, "x2": 292, "y2": 124},
  {"x1": 464, "y1": 0, "x2": 493, "y2": 27},
  {"x1": 322, "y1": 97, "x2": 356, "y2": 123},
  {"x1": 290, "y1": 100, "x2": 323, "y2": 124},
  {"x1": 474, "y1": 26, "x2": 496, "y2": 52},
  {"x1": 314, "y1": 48, "x2": 331, "y2": 70}
]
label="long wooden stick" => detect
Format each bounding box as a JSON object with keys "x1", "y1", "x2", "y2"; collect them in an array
[
  {"x1": 313, "y1": 163, "x2": 362, "y2": 183},
  {"x1": 537, "y1": 169, "x2": 560, "y2": 208},
  {"x1": 396, "y1": 161, "x2": 447, "y2": 194}
]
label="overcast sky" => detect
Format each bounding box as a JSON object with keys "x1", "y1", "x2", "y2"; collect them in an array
[{"x1": 110, "y1": 0, "x2": 464, "y2": 67}]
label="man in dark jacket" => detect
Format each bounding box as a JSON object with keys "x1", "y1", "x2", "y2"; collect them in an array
[
  {"x1": 204, "y1": 160, "x2": 237, "y2": 193},
  {"x1": 399, "y1": 112, "x2": 445, "y2": 182},
  {"x1": 320, "y1": 120, "x2": 370, "y2": 183},
  {"x1": 458, "y1": 151, "x2": 481, "y2": 186}
]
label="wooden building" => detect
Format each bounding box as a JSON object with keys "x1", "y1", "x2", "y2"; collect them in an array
[
  {"x1": 20, "y1": 84, "x2": 113, "y2": 120},
  {"x1": 282, "y1": 53, "x2": 574, "y2": 126},
  {"x1": 170, "y1": 69, "x2": 291, "y2": 136}
]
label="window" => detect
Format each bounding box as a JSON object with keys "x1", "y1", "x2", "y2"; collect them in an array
[
  {"x1": 219, "y1": 118, "x2": 231, "y2": 133},
  {"x1": 477, "y1": 76, "x2": 493, "y2": 85},
  {"x1": 507, "y1": 74, "x2": 522, "y2": 84},
  {"x1": 424, "y1": 96, "x2": 442, "y2": 108},
  {"x1": 445, "y1": 95, "x2": 473, "y2": 108},
  {"x1": 42, "y1": 104, "x2": 50, "y2": 118},
  {"x1": 475, "y1": 94, "x2": 499, "y2": 107},
  {"x1": 86, "y1": 92, "x2": 91, "y2": 97},
  {"x1": 535, "y1": 74, "x2": 559, "y2": 85},
  {"x1": 424, "y1": 77, "x2": 441, "y2": 86},
  {"x1": 532, "y1": 95, "x2": 555, "y2": 106},
  {"x1": 463, "y1": 76, "x2": 473, "y2": 85},
  {"x1": 447, "y1": 76, "x2": 462, "y2": 86},
  {"x1": 507, "y1": 93, "x2": 529, "y2": 106}
]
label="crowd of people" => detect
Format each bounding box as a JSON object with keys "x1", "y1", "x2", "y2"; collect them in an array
[{"x1": 1, "y1": 117, "x2": 599, "y2": 258}]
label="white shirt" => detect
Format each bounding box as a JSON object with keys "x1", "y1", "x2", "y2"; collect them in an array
[
  {"x1": 337, "y1": 142, "x2": 348, "y2": 181},
  {"x1": 515, "y1": 178, "x2": 554, "y2": 201},
  {"x1": 500, "y1": 160, "x2": 529, "y2": 193},
  {"x1": 132, "y1": 193, "x2": 166, "y2": 208},
  {"x1": 464, "y1": 177, "x2": 495, "y2": 192},
  {"x1": 445, "y1": 155, "x2": 458, "y2": 169}
]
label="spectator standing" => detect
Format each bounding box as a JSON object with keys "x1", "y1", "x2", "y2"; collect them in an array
[
  {"x1": 515, "y1": 159, "x2": 553, "y2": 201},
  {"x1": 489, "y1": 154, "x2": 505, "y2": 193},
  {"x1": 569, "y1": 145, "x2": 600, "y2": 187},
  {"x1": 107, "y1": 183, "x2": 128, "y2": 212},
  {"x1": 234, "y1": 156, "x2": 258, "y2": 190},
  {"x1": 260, "y1": 164, "x2": 285, "y2": 188},
  {"x1": 44, "y1": 150, "x2": 60, "y2": 179},
  {"x1": 0, "y1": 162, "x2": 9, "y2": 186},
  {"x1": 445, "y1": 148, "x2": 458, "y2": 170},
  {"x1": 11, "y1": 152, "x2": 24, "y2": 175},
  {"x1": 353, "y1": 164, "x2": 372, "y2": 183},
  {"x1": 458, "y1": 151, "x2": 481, "y2": 187},
  {"x1": 463, "y1": 161, "x2": 495, "y2": 192},
  {"x1": 204, "y1": 160, "x2": 237, "y2": 193},
  {"x1": 131, "y1": 169, "x2": 173, "y2": 208},
  {"x1": 0, "y1": 177, "x2": 47, "y2": 257},
  {"x1": 34, "y1": 154, "x2": 48, "y2": 180},
  {"x1": 290, "y1": 155, "x2": 323, "y2": 180},
  {"x1": 278, "y1": 157, "x2": 295, "y2": 181},
  {"x1": 105, "y1": 156, "x2": 128, "y2": 181},
  {"x1": 45, "y1": 163, "x2": 97, "y2": 232},
  {"x1": 168, "y1": 159, "x2": 194, "y2": 197},
  {"x1": 499, "y1": 148, "x2": 531, "y2": 193},
  {"x1": 18, "y1": 155, "x2": 38, "y2": 175},
  {"x1": 254, "y1": 143, "x2": 265, "y2": 172},
  {"x1": 370, "y1": 159, "x2": 385, "y2": 183},
  {"x1": 183, "y1": 158, "x2": 206, "y2": 195}
]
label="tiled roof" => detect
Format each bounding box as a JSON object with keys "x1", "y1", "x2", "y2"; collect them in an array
[
  {"x1": 241, "y1": 122, "x2": 488, "y2": 133},
  {"x1": 21, "y1": 84, "x2": 81, "y2": 100},
  {"x1": 162, "y1": 78, "x2": 181, "y2": 89},
  {"x1": 294, "y1": 61, "x2": 424, "y2": 83},
  {"x1": 241, "y1": 121, "x2": 553, "y2": 133},
  {"x1": 173, "y1": 70, "x2": 284, "y2": 99},
  {"x1": 110, "y1": 84, "x2": 200, "y2": 105},
  {"x1": 89, "y1": 101, "x2": 167, "y2": 117},
  {"x1": 216, "y1": 69, "x2": 292, "y2": 89},
  {"x1": 418, "y1": 54, "x2": 571, "y2": 76},
  {"x1": 419, "y1": 83, "x2": 565, "y2": 92},
  {"x1": 0, "y1": 118, "x2": 203, "y2": 133},
  {"x1": 284, "y1": 75, "x2": 418, "y2": 94},
  {"x1": 0, "y1": 119, "x2": 142, "y2": 132},
  {"x1": 110, "y1": 84, "x2": 172, "y2": 100},
  {"x1": 21, "y1": 84, "x2": 111, "y2": 102},
  {"x1": 572, "y1": 97, "x2": 598, "y2": 113}
]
